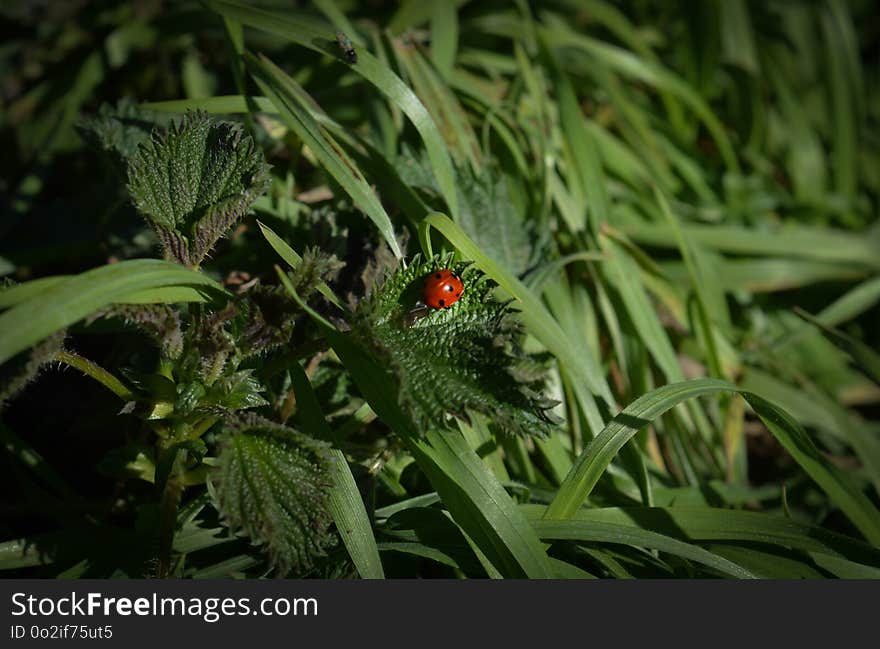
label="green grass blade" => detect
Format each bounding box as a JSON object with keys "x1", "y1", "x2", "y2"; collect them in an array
[
  {"x1": 377, "y1": 542, "x2": 463, "y2": 571},
  {"x1": 620, "y1": 220, "x2": 880, "y2": 269},
  {"x1": 794, "y1": 308, "x2": 880, "y2": 384},
  {"x1": 0, "y1": 278, "x2": 211, "y2": 309},
  {"x1": 654, "y1": 186, "x2": 724, "y2": 378},
  {"x1": 531, "y1": 518, "x2": 757, "y2": 578},
  {"x1": 523, "y1": 504, "x2": 880, "y2": 568},
  {"x1": 430, "y1": 2, "x2": 458, "y2": 79},
  {"x1": 286, "y1": 360, "x2": 384, "y2": 579},
  {"x1": 246, "y1": 53, "x2": 402, "y2": 259},
  {"x1": 719, "y1": 0, "x2": 758, "y2": 74},
  {"x1": 410, "y1": 431, "x2": 553, "y2": 578},
  {"x1": 544, "y1": 48, "x2": 610, "y2": 233},
  {"x1": 0, "y1": 260, "x2": 223, "y2": 366},
  {"x1": 394, "y1": 42, "x2": 481, "y2": 171},
  {"x1": 544, "y1": 378, "x2": 880, "y2": 545}
]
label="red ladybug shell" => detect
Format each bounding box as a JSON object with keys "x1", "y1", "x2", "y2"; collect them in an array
[{"x1": 422, "y1": 269, "x2": 464, "y2": 309}]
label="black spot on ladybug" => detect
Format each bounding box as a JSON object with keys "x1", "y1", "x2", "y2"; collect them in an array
[
  {"x1": 434, "y1": 273, "x2": 442, "y2": 279},
  {"x1": 438, "y1": 299, "x2": 445, "y2": 306}
]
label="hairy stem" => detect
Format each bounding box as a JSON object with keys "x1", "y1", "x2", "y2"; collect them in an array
[
  {"x1": 156, "y1": 475, "x2": 183, "y2": 578},
  {"x1": 56, "y1": 350, "x2": 134, "y2": 400}
]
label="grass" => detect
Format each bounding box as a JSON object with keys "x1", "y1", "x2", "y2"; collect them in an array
[{"x1": 0, "y1": 0, "x2": 878, "y2": 579}]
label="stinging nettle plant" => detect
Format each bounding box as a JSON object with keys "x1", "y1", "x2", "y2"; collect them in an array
[
  {"x1": 79, "y1": 110, "x2": 344, "y2": 575},
  {"x1": 4, "y1": 106, "x2": 559, "y2": 577}
]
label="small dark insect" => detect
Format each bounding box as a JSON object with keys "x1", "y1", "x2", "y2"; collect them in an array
[{"x1": 335, "y1": 31, "x2": 357, "y2": 64}]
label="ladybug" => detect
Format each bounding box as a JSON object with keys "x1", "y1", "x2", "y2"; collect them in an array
[{"x1": 422, "y1": 269, "x2": 464, "y2": 309}]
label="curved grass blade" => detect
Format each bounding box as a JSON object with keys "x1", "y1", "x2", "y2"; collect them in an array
[
  {"x1": 0, "y1": 260, "x2": 223, "y2": 366},
  {"x1": 408, "y1": 430, "x2": 553, "y2": 578},
  {"x1": 0, "y1": 278, "x2": 211, "y2": 309},
  {"x1": 543, "y1": 378, "x2": 880, "y2": 546},
  {"x1": 531, "y1": 518, "x2": 757, "y2": 578},
  {"x1": 523, "y1": 504, "x2": 880, "y2": 569}
]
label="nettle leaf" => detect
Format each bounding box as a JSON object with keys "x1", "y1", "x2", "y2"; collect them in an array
[
  {"x1": 77, "y1": 98, "x2": 168, "y2": 162},
  {"x1": 454, "y1": 164, "x2": 545, "y2": 279},
  {"x1": 127, "y1": 111, "x2": 271, "y2": 267},
  {"x1": 396, "y1": 148, "x2": 544, "y2": 277},
  {"x1": 214, "y1": 415, "x2": 336, "y2": 576},
  {"x1": 204, "y1": 370, "x2": 269, "y2": 411},
  {"x1": 353, "y1": 255, "x2": 560, "y2": 438}
]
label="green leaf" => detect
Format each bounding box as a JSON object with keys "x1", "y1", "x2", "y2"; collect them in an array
[
  {"x1": 354, "y1": 254, "x2": 560, "y2": 438},
  {"x1": 205, "y1": 370, "x2": 269, "y2": 411},
  {"x1": 127, "y1": 111, "x2": 270, "y2": 267},
  {"x1": 214, "y1": 415, "x2": 336, "y2": 576},
  {"x1": 0, "y1": 260, "x2": 223, "y2": 367}
]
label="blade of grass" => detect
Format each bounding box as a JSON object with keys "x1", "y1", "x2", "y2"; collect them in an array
[
  {"x1": 523, "y1": 504, "x2": 880, "y2": 568},
  {"x1": 0, "y1": 260, "x2": 223, "y2": 366},
  {"x1": 246, "y1": 53, "x2": 402, "y2": 259},
  {"x1": 620, "y1": 220, "x2": 880, "y2": 269},
  {"x1": 532, "y1": 518, "x2": 757, "y2": 578},
  {"x1": 430, "y1": 2, "x2": 458, "y2": 80},
  {"x1": 543, "y1": 378, "x2": 880, "y2": 546},
  {"x1": 286, "y1": 360, "x2": 384, "y2": 579}
]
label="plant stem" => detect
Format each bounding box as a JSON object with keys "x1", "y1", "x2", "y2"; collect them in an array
[
  {"x1": 157, "y1": 474, "x2": 183, "y2": 578},
  {"x1": 56, "y1": 350, "x2": 133, "y2": 400},
  {"x1": 188, "y1": 416, "x2": 219, "y2": 440}
]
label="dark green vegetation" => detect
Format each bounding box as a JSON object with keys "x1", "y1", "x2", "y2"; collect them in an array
[{"x1": 1, "y1": 0, "x2": 879, "y2": 579}]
